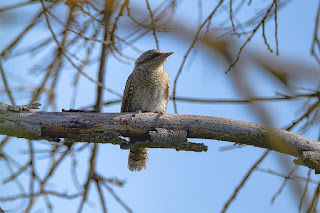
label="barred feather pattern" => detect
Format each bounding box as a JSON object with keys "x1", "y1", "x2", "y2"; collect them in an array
[
  {"x1": 128, "y1": 148, "x2": 149, "y2": 171},
  {"x1": 121, "y1": 49, "x2": 172, "y2": 171}
]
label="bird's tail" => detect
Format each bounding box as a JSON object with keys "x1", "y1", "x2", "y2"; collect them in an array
[{"x1": 128, "y1": 148, "x2": 148, "y2": 171}]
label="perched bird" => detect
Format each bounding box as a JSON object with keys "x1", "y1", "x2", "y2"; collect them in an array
[{"x1": 121, "y1": 49, "x2": 173, "y2": 171}]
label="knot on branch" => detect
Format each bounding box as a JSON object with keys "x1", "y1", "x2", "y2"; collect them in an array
[
  {"x1": 294, "y1": 151, "x2": 320, "y2": 174},
  {"x1": 120, "y1": 128, "x2": 208, "y2": 152}
]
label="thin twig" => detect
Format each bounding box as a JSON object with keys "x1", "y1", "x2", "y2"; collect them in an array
[
  {"x1": 40, "y1": 148, "x2": 71, "y2": 188},
  {"x1": 40, "y1": 0, "x2": 121, "y2": 98},
  {"x1": 256, "y1": 167, "x2": 318, "y2": 184},
  {"x1": 311, "y1": 0, "x2": 320, "y2": 65},
  {"x1": 101, "y1": 181, "x2": 133, "y2": 213},
  {"x1": 0, "y1": 61, "x2": 15, "y2": 105},
  {"x1": 172, "y1": 93, "x2": 312, "y2": 103},
  {"x1": 94, "y1": 0, "x2": 115, "y2": 111},
  {"x1": 299, "y1": 169, "x2": 312, "y2": 213},
  {"x1": 286, "y1": 99, "x2": 320, "y2": 131},
  {"x1": 25, "y1": 141, "x2": 35, "y2": 213},
  {"x1": 77, "y1": 144, "x2": 98, "y2": 213},
  {"x1": 79, "y1": 92, "x2": 317, "y2": 109},
  {"x1": 226, "y1": 0, "x2": 277, "y2": 73},
  {"x1": 262, "y1": 21, "x2": 273, "y2": 53},
  {"x1": 8, "y1": 37, "x2": 53, "y2": 59},
  {"x1": 229, "y1": 0, "x2": 240, "y2": 37},
  {"x1": 0, "y1": 5, "x2": 56, "y2": 58},
  {"x1": 0, "y1": 190, "x2": 82, "y2": 201},
  {"x1": 96, "y1": 180, "x2": 107, "y2": 213},
  {"x1": 221, "y1": 150, "x2": 269, "y2": 213},
  {"x1": 0, "y1": 1, "x2": 37, "y2": 12},
  {"x1": 173, "y1": 0, "x2": 225, "y2": 113},
  {"x1": 274, "y1": 0, "x2": 279, "y2": 55},
  {"x1": 271, "y1": 166, "x2": 298, "y2": 204},
  {"x1": 145, "y1": 0, "x2": 160, "y2": 49},
  {"x1": 307, "y1": 183, "x2": 320, "y2": 213}
]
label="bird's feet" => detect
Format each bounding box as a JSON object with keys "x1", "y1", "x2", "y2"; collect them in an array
[
  {"x1": 153, "y1": 111, "x2": 164, "y2": 115},
  {"x1": 131, "y1": 110, "x2": 164, "y2": 118}
]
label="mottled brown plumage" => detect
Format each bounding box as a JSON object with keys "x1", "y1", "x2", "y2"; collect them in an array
[{"x1": 121, "y1": 49, "x2": 173, "y2": 171}]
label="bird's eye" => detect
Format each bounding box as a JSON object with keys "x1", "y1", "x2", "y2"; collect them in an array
[
  {"x1": 135, "y1": 51, "x2": 164, "y2": 66},
  {"x1": 148, "y1": 53, "x2": 161, "y2": 60},
  {"x1": 140, "y1": 53, "x2": 161, "y2": 64}
]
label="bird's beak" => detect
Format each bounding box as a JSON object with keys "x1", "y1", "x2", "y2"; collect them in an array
[
  {"x1": 158, "y1": 52, "x2": 173, "y2": 63},
  {"x1": 165, "y1": 52, "x2": 174, "y2": 57}
]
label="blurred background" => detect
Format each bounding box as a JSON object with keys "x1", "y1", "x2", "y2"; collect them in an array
[{"x1": 1, "y1": 0, "x2": 320, "y2": 212}]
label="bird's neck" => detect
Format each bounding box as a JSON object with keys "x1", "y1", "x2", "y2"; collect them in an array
[
  {"x1": 134, "y1": 65, "x2": 164, "y2": 74},
  {"x1": 133, "y1": 66, "x2": 164, "y2": 81}
]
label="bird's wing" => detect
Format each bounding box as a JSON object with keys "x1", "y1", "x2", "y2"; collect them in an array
[
  {"x1": 164, "y1": 72, "x2": 170, "y2": 111},
  {"x1": 121, "y1": 73, "x2": 134, "y2": 113}
]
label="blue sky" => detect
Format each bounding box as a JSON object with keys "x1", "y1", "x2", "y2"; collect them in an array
[{"x1": 1, "y1": 0, "x2": 320, "y2": 212}]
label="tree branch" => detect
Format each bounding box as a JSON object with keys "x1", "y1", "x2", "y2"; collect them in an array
[{"x1": 1, "y1": 106, "x2": 320, "y2": 173}]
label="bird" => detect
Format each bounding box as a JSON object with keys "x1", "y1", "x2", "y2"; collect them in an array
[{"x1": 121, "y1": 49, "x2": 173, "y2": 171}]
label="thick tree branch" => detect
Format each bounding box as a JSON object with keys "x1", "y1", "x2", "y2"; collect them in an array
[{"x1": 1, "y1": 106, "x2": 320, "y2": 173}]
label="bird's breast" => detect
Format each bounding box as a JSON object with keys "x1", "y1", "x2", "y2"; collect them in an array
[{"x1": 129, "y1": 78, "x2": 168, "y2": 112}]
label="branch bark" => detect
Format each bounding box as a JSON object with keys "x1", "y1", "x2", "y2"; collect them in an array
[{"x1": 1, "y1": 106, "x2": 320, "y2": 173}]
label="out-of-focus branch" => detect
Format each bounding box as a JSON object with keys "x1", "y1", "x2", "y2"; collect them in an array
[
  {"x1": 93, "y1": 0, "x2": 115, "y2": 111},
  {"x1": 145, "y1": 0, "x2": 159, "y2": 49},
  {"x1": 77, "y1": 144, "x2": 98, "y2": 213},
  {"x1": 221, "y1": 150, "x2": 269, "y2": 213},
  {"x1": 0, "y1": 61, "x2": 15, "y2": 105},
  {"x1": 299, "y1": 169, "x2": 312, "y2": 212},
  {"x1": 40, "y1": 0, "x2": 121, "y2": 98},
  {"x1": 0, "y1": 3, "x2": 56, "y2": 58},
  {"x1": 172, "y1": 0, "x2": 225, "y2": 113},
  {"x1": 311, "y1": 0, "x2": 320, "y2": 65},
  {"x1": 226, "y1": 0, "x2": 277, "y2": 72}
]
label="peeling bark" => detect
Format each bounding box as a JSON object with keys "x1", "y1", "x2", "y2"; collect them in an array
[{"x1": 1, "y1": 106, "x2": 320, "y2": 173}]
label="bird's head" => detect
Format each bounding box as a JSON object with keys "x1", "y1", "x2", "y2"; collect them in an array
[{"x1": 135, "y1": 49, "x2": 173, "y2": 70}]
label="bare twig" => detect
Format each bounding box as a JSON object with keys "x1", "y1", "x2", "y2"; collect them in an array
[
  {"x1": 256, "y1": 167, "x2": 318, "y2": 184},
  {"x1": 311, "y1": 0, "x2": 320, "y2": 65},
  {"x1": 77, "y1": 144, "x2": 97, "y2": 213},
  {"x1": 274, "y1": 0, "x2": 279, "y2": 55},
  {"x1": 286, "y1": 99, "x2": 320, "y2": 132},
  {"x1": 0, "y1": 61, "x2": 15, "y2": 105},
  {"x1": 271, "y1": 166, "x2": 298, "y2": 204},
  {"x1": 299, "y1": 169, "x2": 312, "y2": 213},
  {"x1": 25, "y1": 141, "x2": 35, "y2": 213},
  {"x1": 93, "y1": 0, "x2": 115, "y2": 110},
  {"x1": 101, "y1": 181, "x2": 133, "y2": 213},
  {"x1": 0, "y1": 190, "x2": 82, "y2": 201},
  {"x1": 229, "y1": 0, "x2": 240, "y2": 37},
  {"x1": 95, "y1": 178, "x2": 107, "y2": 213},
  {"x1": 40, "y1": 0, "x2": 121, "y2": 98},
  {"x1": 172, "y1": 0, "x2": 225, "y2": 113},
  {"x1": 172, "y1": 93, "x2": 314, "y2": 103},
  {"x1": 0, "y1": 1, "x2": 37, "y2": 12},
  {"x1": 226, "y1": 0, "x2": 277, "y2": 73},
  {"x1": 221, "y1": 150, "x2": 270, "y2": 213},
  {"x1": 145, "y1": 0, "x2": 160, "y2": 49},
  {"x1": 307, "y1": 183, "x2": 320, "y2": 213},
  {"x1": 262, "y1": 21, "x2": 274, "y2": 53},
  {"x1": 0, "y1": 4, "x2": 56, "y2": 58}
]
